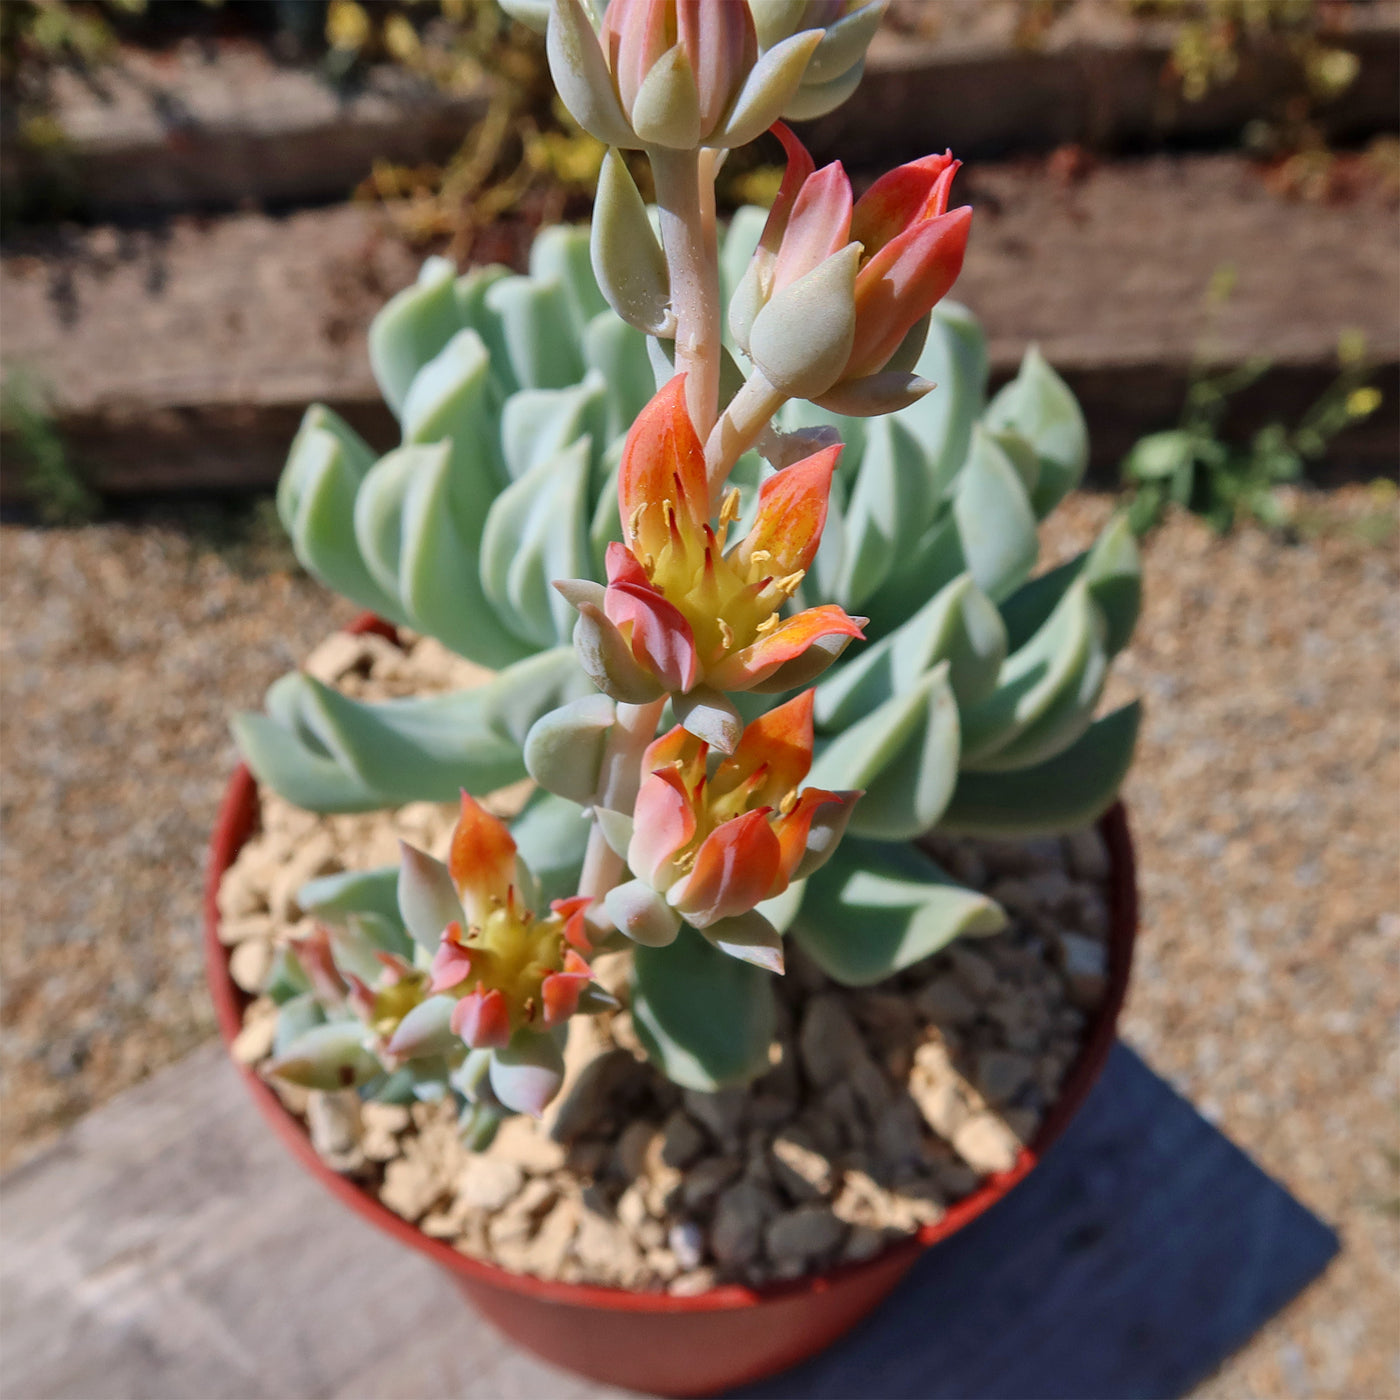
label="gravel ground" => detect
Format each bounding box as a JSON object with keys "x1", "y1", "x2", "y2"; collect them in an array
[{"x1": 1, "y1": 486, "x2": 1396, "y2": 1396}]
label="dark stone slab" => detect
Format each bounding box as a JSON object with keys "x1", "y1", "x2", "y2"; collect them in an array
[{"x1": 727, "y1": 1042, "x2": 1339, "y2": 1400}]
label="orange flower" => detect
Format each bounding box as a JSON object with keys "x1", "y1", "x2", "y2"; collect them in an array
[
  {"x1": 557, "y1": 376, "x2": 865, "y2": 750},
  {"x1": 602, "y1": 692, "x2": 860, "y2": 964}
]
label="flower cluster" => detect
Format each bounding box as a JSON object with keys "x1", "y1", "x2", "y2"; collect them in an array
[
  {"x1": 602, "y1": 691, "x2": 858, "y2": 964},
  {"x1": 558, "y1": 374, "x2": 865, "y2": 749}
]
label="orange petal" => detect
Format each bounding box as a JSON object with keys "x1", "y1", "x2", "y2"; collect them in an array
[
  {"x1": 541, "y1": 957, "x2": 593, "y2": 1027},
  {"x1": 448, "y1": 792, "x2": 517, "y2": 925},
  {"x1": 845, "y1": 205, "x2": 972, "y2": 380},
  {"x1": 668, "y1": 808, "x2": 782, "y2": 928},
  {"x1": 641, "y1": 722, "x2": 702, "y2": 776},
  {"x1": 849, "y1": 151, "x2": 959, "y2": 259},
  {"x1": 712, "y1": 690, "x2": 815, "y2": 810},
  {"x1": 708, "y1": 605, "x2": 866, "y2": 692},
  {"x1": 772, "y1": 161, "x2": 854, "y2": 293},
  {"x1": 629, "y1": 765, "x2": 699, "y2": 887},
  {"x1": 451, "y1": 987, "x2": 511, "y2": 1049},
  {"x1": 736, "y1": 443, "x2": 842, "y2": 577},
  {"x1": 771, "y1": 786, "x2": 846, "y2": 887},
  {"x1": 618, "y1": 376, "x2": 709, "y2": 560}
]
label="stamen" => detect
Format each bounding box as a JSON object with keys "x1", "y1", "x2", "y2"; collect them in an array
[
  {"x1": 718, "y1": 618, "x2": 734, "y2": 650},
  {"x1": 777, "y1": 569, "x2": 806, "y2": 597},
  {"x1": 779, "y1": 789, "x2": 799, "y2": 816},
  {"x1": 628, "y1": 503, "x2": 646, "y2": 539},
  {"x1": 755, "y1": 613, "x2": 780, "y2": 635}
]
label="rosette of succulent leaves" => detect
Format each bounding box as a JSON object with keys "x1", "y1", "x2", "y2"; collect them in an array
[{"x1": 239, "y1": 0, "x2": 1141, "y2": 1141}]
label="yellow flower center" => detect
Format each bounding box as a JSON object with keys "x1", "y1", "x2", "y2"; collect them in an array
[
  {"x1": 459, "y1": 893, "x2": 568, "y2": 1026},
  {"x1": 634, "y1": 488, "x2": 801, "y2": 668}
]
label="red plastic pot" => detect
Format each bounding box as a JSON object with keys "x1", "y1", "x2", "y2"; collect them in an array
[{"x1": 205, "y1": 619, "x2": 1137, "y2": 1398}]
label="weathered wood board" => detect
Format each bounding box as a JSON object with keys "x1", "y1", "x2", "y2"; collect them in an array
[
  {"x1": 3, "y1": 154, "x2": 1396, "y2": 498},
  {"x1": 0, "y1": 1040, "x2": 1336, "y2": 1400}
]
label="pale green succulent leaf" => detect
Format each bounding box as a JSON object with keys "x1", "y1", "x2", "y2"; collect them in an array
[
  {"x1": 782, "y1": 54, "x2": 865, "y2": 121},
  {"x1": 793, "y1": 838, "x2": 1006, "y2": 986},
  {"x1": 267, "y1": 1021, "x2": 380, "y2": 1091},
  {"x1": 481, "y1": 438, "x2": 594, "y2": 648},
  {"x1": 894, "y1": 300, "x2": 988, "y2": 498},
  {"x1": 454, "y1": 264, "x2": 515, "y2": 393},
  {"x1": 546, "y1": 0, "x2": 639, "y2": 149},
  {"x1": 501, "y1": 379, "x2": 607, "y2": 482},
  {"x1": 1000, "y1": 513, "x2": 1142, "y2": 657},
  {"x1": 285, "y1": 424, "x2": 410, "y2": 626},
  {"x1": 808, "y1": 664, "x2": 960, "y2": 840},
  {"x1": 398, "y1": 442, "x2": 536, "y2": 668},
  {"x1": 484, "y1": 274, "x2": 588, "y2": 391},
  {"x1": 583, "y1": 313, "x2": 657, "y2": 444},
  {"x1": 631, "y1": 926, "x2": 777, "y2": 1090},
  {"x1": 814, "y1": 573, "x2": 1006, "y2": 731},
  {"x1": 592, "y1": 150, "x2": 672, "y2": 334},
  {"x1": 232, "y1": 711, "x2": 384, "y2": 812},
  {"x1": 940, "y1": 702, "x2": 1141, "y2": 837},
  {"x1": 524, "y1": 693, "x2": 617, "y2": 804},
  {"x1": 368, "y1": 256, "x2": 461, "y2": 419},
  {"x1": 715, "y1": 29, "x2": 824, "y2": 147},
  {"x1": 960, "y1": 579, "x2": 1106, "y2": 769},
  {"x1": 529, "y1": 222, "x2": 608, "y2": 334},
  {"x1": 510, "y1": 791, "x2": 592, "y2": 908},
  {"x1": 277, "y1": 404, "x2": 376, "y2": 535},
  {"x1": 984, "y1": 345, "x2": 1089, "y2": 517},
  {"x1": 299, "y1": 865, "x2": 404, "y2": 931},
  {"x1": 952, "y1": 425, "x2": 1041, "y2": 602},
  {"x1": 402, "y1": 328, "x2": 507, "y2": 494},
  {"x1": 833, "y1": 413, "x2": 937, "y2": 608}
]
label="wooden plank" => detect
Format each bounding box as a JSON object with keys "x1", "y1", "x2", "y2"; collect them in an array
[
  {"x1": 0, "y1": 1042, "x2": 620, "y2": 1400},
  {"x1": 0, "y1": 1040, "x2": 1336, "y2": 1400},
  {"x1": 4, "y1": 11, "x2": 1396, "y2": 217},
  {"x1": 2, "y1": 154, "x2": 1396, "y2": 497}
]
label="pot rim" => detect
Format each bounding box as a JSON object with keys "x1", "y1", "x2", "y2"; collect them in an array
[{"x1": 205, "y1": 618, "x2": 1137, "y2": 1316}]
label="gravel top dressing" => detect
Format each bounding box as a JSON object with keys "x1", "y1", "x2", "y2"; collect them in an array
[
  {"x1": 217, "y1": 626, "x2": 1115, "y2": 1292},
  {"x1": 2, "y1": 487, "x2": 1395, "y2": 1389}
]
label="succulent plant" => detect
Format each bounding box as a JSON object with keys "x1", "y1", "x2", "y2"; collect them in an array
[{"x1": 237, "y1": 2, "x2": 1140, "y2": 1120}]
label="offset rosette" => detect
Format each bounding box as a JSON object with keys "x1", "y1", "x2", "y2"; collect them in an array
[
  {"x1": 556, "y1": 374, "x2": 865, "y2": 750},
  {"x1": 731, "y1": 124, "x2": 972, "y2": 414},
  {"x1": 600, "y1": 691, "x2": 859, "y2": 965},
  {"x1": 392, "y1": 793, "x2": 608, "y2": 1113}
]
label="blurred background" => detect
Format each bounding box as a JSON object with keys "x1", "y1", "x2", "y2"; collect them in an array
[{"x1": 1, "y1": 2, "x2": 1396, "y2": 1395}]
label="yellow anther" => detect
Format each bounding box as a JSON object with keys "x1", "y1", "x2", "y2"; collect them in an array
[
  {"x1": 779, "y1": 789, "x2": 799, "y2": 816},
  {"x1": 718, "y1": 618, "x2": 735, "y2": 650},
  {"x1": 777, "y1": 570, "x2": 805, "y2": 597},
  {"x1": 628, "y1": 503, "x2": 647, "y2": 538},
  {"x1": 755, "y1": 613, "x2": 780, "y2": 635}
]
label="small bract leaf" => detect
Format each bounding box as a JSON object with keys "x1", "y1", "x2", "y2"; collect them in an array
[
  {"x1": 524, "y1": 693, "x2": 617, "y2": 804},
  {"x1": 397, "y1": 843, "x2": 463, "y2": 952},
  {"x1": 593, "y1": 150, "x2": 673, "y2": 335}
]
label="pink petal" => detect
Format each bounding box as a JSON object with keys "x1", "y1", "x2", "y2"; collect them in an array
[
  {"x1": 849, "y1": 151, "x2": 959, "y2": 259},
  {"x1": 540, "y1": 951, "x2": 594, "y2": 1028},
  {"x1": 601, "y1": 0, "x2": 670, "y2": 114},
  {"x1": 772, "y1": 161, "x2": 854, "y2": 294},
  {"x1": 736, "y1": 443, "x2": 841, "y2": 577},
  {"x1": 678, "y1": 0, "x2": 755, "y2": 135},
  {"x1": 771, "y1": 787, "x2": 847, "y2": 888},
  {"x1": 618, "y1": 376, "x2": 709, "y2": 560},
  {"x1": 429, "y1": 923, "x2": 474, "y2": 993},
  {"x1": 451, "y1": 987, "x2": 511, "y2": 1049},
  {"x1": 629, "y1": 765, "x2": 698, "y2": 887},
  {"x1": 604, "y1": 578, "x2": 701, "y2": 694},
  {"x1": 758, "y1": 122, "x2": 817, "y2": 260},
  {"x1": 550, "y1": 895, "x2": 594, "y2": 953},
  {"x1": 711, "y1": 689, "x2": 815, "y2": 811}
]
